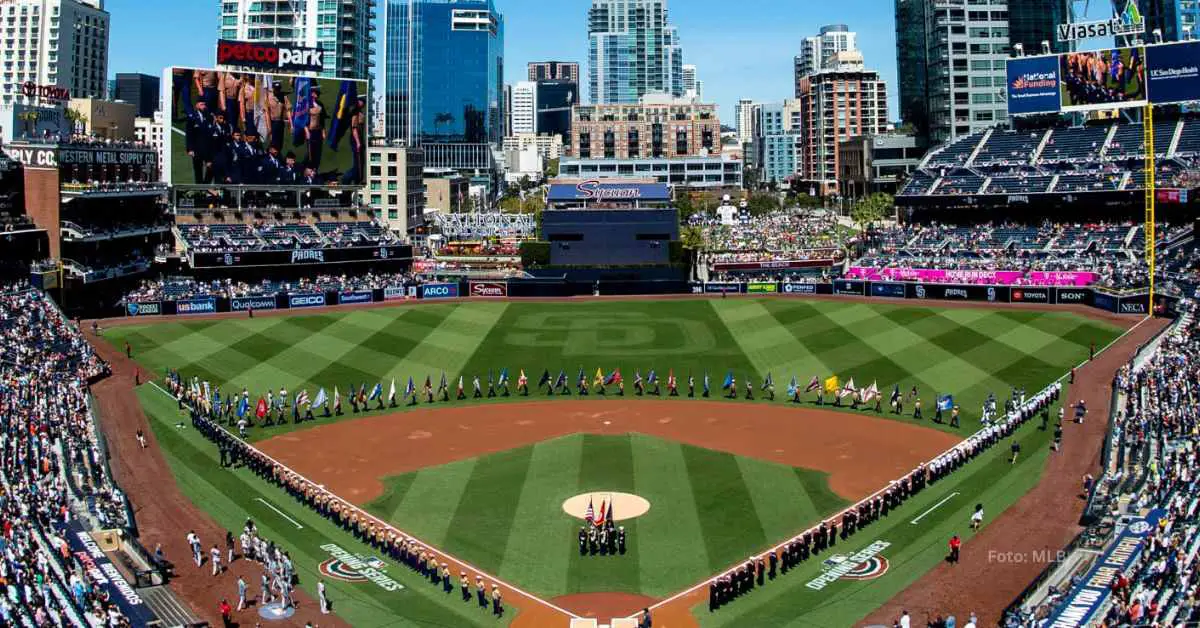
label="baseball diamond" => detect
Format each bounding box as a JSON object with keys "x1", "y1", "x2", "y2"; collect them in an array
[{"x1": 96, "y1": 296, "x2": 1137, "y2": 626}]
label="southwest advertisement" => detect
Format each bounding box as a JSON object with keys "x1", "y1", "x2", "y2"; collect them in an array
[
  {"x1": 165, "y1": 67, "x2": 367, "y2": 188},
  {"x1": 1006, "y1": 55, "x2": 1062, "y2": 115}
]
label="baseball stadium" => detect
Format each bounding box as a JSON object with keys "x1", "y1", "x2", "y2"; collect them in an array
[{"x1": 2, "y1": 4, "x2": 1200, "y2": 628}]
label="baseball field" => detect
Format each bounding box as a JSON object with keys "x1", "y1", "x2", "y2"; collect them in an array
[{"x1": 106, "y1": 297, "x2": 1127, "y2": 627}]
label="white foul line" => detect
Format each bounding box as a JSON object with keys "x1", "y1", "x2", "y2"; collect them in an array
[
  {"x1": 255, "y1": 497, "x2": 304, "y2": 529},
  {"x1": 910, "y1": 492, "x2": 960, "y2": 525}
]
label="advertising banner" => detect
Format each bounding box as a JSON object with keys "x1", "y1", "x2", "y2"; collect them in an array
[
  {"x1": 870, "y1": 282, "x2": 907, "y2": 298},
  {"x1": 782, "y1": 283, "x2": 817, "y2": 295},
  {"x1": 420, "y1": 283, "x2": 459, "y2": 299},
  {"x1": 1006, "y1": 55, "x2": 1063, "y2": 115},
  {"x1": 1027, "y1": 271, "x2": 1099, "y2": 286},
  {"x1": 1055, "y1": 288, "x2": 1092, "y2": 305},
  {"x1": 703, "y1": 282, "x2": 744, "y2": 294},
  {"x1": 1059, "y1": 47, "x2": 1147, "y2": 112},
  {"x1": 165, "y1": 66, "x2": 367, "y2": 188},
  {"x1": 383, "y1": 286, "x2": 408, "y2": 301},
  {"x1": 909, "y1": 284, "x2": 1006, "y2": 302},
  {"x1": 1010, "y1": 287, "x2": 1051, "y2": 303},
  {"x1": 1145, "y1": 40, "x2": 1200, "y2": 105},
  {"x1": 711, "y1": 259, "x2": 833, "y2": 272},
  {"x1": 126, "y1": 301, "x2": 161, "y2": 316},
  {"x1": 176, "y1": 297, "x2": 217, "y2": 314},
  {"x1": 469, "y1": 282, "x2": 508, "y2": 297},
  {"x1": 1093, "y1": 291, "x2": 1118, "y2": 312},
  {"x1": 231, "y1": 296, "x2": 277, "y2": 311},
  {"x1": 217, "y1": 39, "x2": 326, "y2": 74},
  {"x1": 191, "y1": 245, "x2": 412, "y2": 268},
  {"x1": 833, "y1": 280, "x2": 865, "y2": 296},
  {"x1": 746, "y1": 281, "x2": 779, "y2": 294},
  {"x1": 847, "y1": 267, "x2": 1097, "y2": 287},
  {"x1": 547, "y1": 180, "x2": 671, "y2": 203},
  {"x1": 338, "y1": 291, "x2": 373, "y2": 305},
  {"x1": 1044, "y1": 509, "x2": 1163, "y2": 627},
  {"x1": 1118, "y1": 297, "x2": 1149, "y2": 314},
  {"x1": 64, "y1": 521, "x2": 156, "y2": 625},
  {"x1": 288, "y1": 293, "x2": 326, "y2": 308}
]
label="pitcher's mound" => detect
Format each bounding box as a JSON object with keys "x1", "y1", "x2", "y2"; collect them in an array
[{"x1": 562, "y1": 492, "x2": 650, "y2": 521}]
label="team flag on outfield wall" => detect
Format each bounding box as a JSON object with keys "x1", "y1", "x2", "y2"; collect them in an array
[
  {"x1": 722, "y1": 371, "x2": 734, "y2": 390},
  {"x1": 824, "y1": 376, "x2": 840, "y2": 394},
  {"x1": 937, "y1": 395, "x2": 954, "y2": 411},
  {"x1": 585, "y1": 499, "x2": 594, "y2": 524},
  {"x1": 840, "y1": 378, "x2": 857, "y2": 399}
]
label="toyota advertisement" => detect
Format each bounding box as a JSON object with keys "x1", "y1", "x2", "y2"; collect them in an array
[{"x1": 165, "y1": 66, "x2": 367, "y2": 188}]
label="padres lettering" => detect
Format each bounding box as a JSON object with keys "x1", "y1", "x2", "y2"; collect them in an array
[{"x1": 291, "y1": 250, "x2": 326, "y2": 264}]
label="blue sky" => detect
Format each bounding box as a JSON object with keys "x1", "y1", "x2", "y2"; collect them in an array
[{"x1": 107, "y1": 0, "x2": 1111, "y2": 126}]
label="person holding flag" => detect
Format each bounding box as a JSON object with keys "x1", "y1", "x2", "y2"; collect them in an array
[
  {"x1": 314, "y1": 388, "x2": 329, "y2": 418},
  {"x1": 299, "y1": 390, "x2": 314, "y2": 421},
  {"x1": 457, "y1": 375, "x2": 466, "y2": 401},
  {"x1": 358, "y1": 383, "x2": 369, "y2": 411},
  {"x1": 472, "y1": 375, "x2": 482, "y2": 399},
  {"x1": 787, "y1": 376, "x2": 799, "y2": 403},
  {"x1": 703, "y1": 370, "x2": 711, "y2": 398},
  {"x1": 438, "y1": 373, "x2": 449, "y2": 402},
  {"x1": 498, "y1": 368, "x2": 510, "y2": 397},
  {"x1": 687, "y1": 372, "x2": 695, "y2": 398},
  {"x1": 517, "y1": 369, "x2": 529, "y2": 396},
  {"x1": 387, "y1": 378, "x2": 397, "y2": 408},
  {"x1": 348, "y1": 383, "x2": 359, "y2": 413},
  {"x1": 333, "y1": 386, "x2": 343, "y2": 416},
  {"x1": 762, "y1": 373, "x2": 775, "y2": 401},
  {"x1": 863, "y1": 381, "x2": 881, "y2": 413},
  {"x1": 744, "y1": 374, "x2": 754, "y2": 400},
  {"x1": 538, "y1": 369, "x2": 552, "y2": 395},
  {"x1": 255, "y1": 395, "x2": 269, "y2": 427},
  {"x1": 633, "y1": 369, "x2": 644, "y2": 396},
  {"x1": 723, "y1": 371, "x2": 736, "y2": 399},
  {"x1": 405, "y1": 376, "x2": 417, "y2": 406},
  {"x1": 486, "y1": 371, "x2": 497, "y2": 398},
  {"x1": 838, "y1": 377, "x2": 856, "y2": 408},
  {"x1": 604, "y1": 369, "x2": 623, "y2": 396},
  {"x1": 593, "y1": 368, "x2": 606, "y2": 395},
  {"x1": 647, "y1": 369, "x2": 660, "y2": 396},
  {"x1": 936, "y1": 395, "x2": 954, "y2": 424},
  {"x1": 424, "y1": 376, "x2": 434, "y2": 404},
  {"x1": 577, "y1": 367, "x2": 589, "y2": 396},
  {"x1": 667, "y1": 369, "x2": 678, "y2": 397},
  {"x1": 367, "y1": 381, "x2": 383, "y2": 410},
  {"x1": 890, "y1": 384, "x2": 902, "y2": 414},
  {"x1": 555, "y1": 369, "x2": 569, "y2": 395},
  {"x1": 237, "y1": 395, "x2": 251, "y2": 426}
]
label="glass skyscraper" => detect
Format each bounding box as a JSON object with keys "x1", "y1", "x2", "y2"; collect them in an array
[
  {"x1": 588, "y1": 0, "x2": 684, "y2": 104},
  {"x1": 383, "y1": 0, "x2": 505, "y2": 145}
]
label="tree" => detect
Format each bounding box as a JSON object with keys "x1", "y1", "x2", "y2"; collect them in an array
[
  {"x1": 850, "y1": 192, "x2": 894, "y2": 235},
  {"x1": 674, "y1": 193, "x2": 697, "y2": 221},
  {"x1": 64, "y1": 108, "x2": 88, "y2": 135},
  {"x1": 680, "y1": 225, "x2": 706, "y2": 251},
  {"x1": 544, "y1": 158, "x2": 559, "y2": 180},
  {"x1": 745, "y1": 192, "x2": 780, "y2": 217}
]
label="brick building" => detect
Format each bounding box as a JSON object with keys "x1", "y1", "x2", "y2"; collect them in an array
[{"x1": 567, "y1": 96, "x2": 719, "y2": 159}]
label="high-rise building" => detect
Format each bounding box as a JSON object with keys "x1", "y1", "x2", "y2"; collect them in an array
[
  {"x1": 757, "y1": 101, "x2": 802, "y2": 184},
  {"x1": 114, "y1": 73, "x2": 160, "y2": 117},
  {"x1": 133, "y1": 111, "x2": 164, "y2": 179},
  {"x1": 588, "y1": 0, "x2": 685, "y2": 104},
  {"x1": 895, "y1": 0, "x2": 1064, "y2": 144},
  {"x1": 383, "y1": 0, "x2": 505, "y2": 146},
  {"x1": 735, "y1": 99, "x2": 758, "y2": 145},
  {"x1": 568, "y1": 96, "x2": 719, "y2": 159},
  {"x1": 795, "y1": 24, "x2": 857, "y2": 79},
  {"x1": 528, "y1": 61, "x2": 580, "y2": 83},
  {"x1": 536, "y1": 80, "x2": 577, "y2": 139},
  {"x1": 510, "y1": 81, "x2": 538, "y2": 135},
  {"x1": 366, "y1": 141, "x2": 425, "y2": 234},
  {"x1": 682, "y1": 64, "x2": 703, "y2": 100},
  {"x1": 0, "y1": 0, "x2": 109, "y2": 108},
  {"x1": 796, "y1": 51, "x2": 888, "y2": 190},
  {"x1": 218, "y1": 0, "x2": 376, "y2": 80}
]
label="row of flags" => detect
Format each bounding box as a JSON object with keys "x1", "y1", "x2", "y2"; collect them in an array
[
  {"x1": 173, "y1": 366, "x2": 958, "y2": 422},
  {"x1": 584, "y1": 496, "x2": 615, "y2": 529}
]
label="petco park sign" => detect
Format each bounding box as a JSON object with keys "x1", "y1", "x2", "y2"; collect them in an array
[{"x1": 217, "y1": 39, "x2": 325, "y2": 73}]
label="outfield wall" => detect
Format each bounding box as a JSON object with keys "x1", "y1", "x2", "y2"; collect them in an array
[{"x1": 124, "y1": 278, "x2": 1176, "y2": 318}]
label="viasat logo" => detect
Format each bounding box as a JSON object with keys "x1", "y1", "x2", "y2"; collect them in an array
[{"x1": 1122, "y1": 0, "x2": 1143, "y2": 27}]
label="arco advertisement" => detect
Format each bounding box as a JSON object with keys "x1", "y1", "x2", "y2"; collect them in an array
[{"x1": 420, "y1": 283, "x2": 459, "y2": 299}]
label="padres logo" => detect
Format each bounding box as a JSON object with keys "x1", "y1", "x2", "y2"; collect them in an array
[
  {"x1": 319, "y1": 558, "x2": 368, "y2": 583},
  {"x1": 841, "y1": 556, "x2": 889, "y2": 580}
]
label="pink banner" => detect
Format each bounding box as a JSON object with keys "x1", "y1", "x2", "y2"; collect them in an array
[{"x1": 847, "y1": 267, "x2": 1098, "y2": 287}]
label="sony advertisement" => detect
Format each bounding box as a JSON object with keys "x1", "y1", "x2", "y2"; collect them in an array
[{"x1": 165, "y1": 67, "x2": 367, "y2": 188}]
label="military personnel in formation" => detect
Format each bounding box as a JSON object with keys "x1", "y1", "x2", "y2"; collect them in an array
[
  {"x1": 618, "y1": 526, "x2": 627, "y2": 554},
  {"x1": 460, "y1": 572, "x2": 470, "y2": 602},
  {"x1": 578, "y1": 527, "x2": 587, "y2": 555}
]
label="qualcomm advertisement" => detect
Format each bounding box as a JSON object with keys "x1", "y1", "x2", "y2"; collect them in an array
[
  {"x1": 1007, "y1": 55, "x2": 1062, "y2": 115},
  {"x1": 176, "y1": 297, "x2": 217, "y2": 314},
  {"x1": 420, "y1": 283, "x2": 459, "y2": 299},
  {"x1": 1146, "y1": 40, "x2": 1200, "y2": 105},
  {"x1": 289, "y1": 293, "x2": 326, "y2": 308},
  {"x1": 231, "y1": 296, "x2": 277, "y2": 311}
]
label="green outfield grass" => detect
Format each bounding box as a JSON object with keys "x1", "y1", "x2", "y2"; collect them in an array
[
  {"x1": 108, "y1": 299, "x2": 1121, "y2": 443},
  {"x1": 363, "y1": 433, "x2": 847, "y2": 599},
  {"x1": 111, "y1": 298, "x2": 1126, "y2": 626}
]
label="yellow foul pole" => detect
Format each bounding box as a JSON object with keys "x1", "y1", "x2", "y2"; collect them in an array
[{"x1": 1143, "y1": 104, "x2": 1156, "y2": 315}]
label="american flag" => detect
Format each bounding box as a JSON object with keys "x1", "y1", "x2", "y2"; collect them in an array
[{"x1": 585, "y1": 498, "x2": 594, "y2": 524}]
